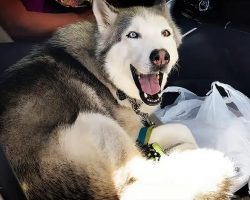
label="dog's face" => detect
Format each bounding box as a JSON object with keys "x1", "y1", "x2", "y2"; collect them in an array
[{"x1": 93, "y1": 0, "x2": 182, "y2": 106}]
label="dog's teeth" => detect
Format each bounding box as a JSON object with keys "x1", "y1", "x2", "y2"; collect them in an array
[
  {"x1": 158, "y1": 93, "x2": 161, "y2": 98},
  {"x1": 144, "y1": 93, "x2": 148, "y2": 98},
  {"x1": 138, "y1": 75, "x2": 141, "y2": 79},
  {"x1": 157, "y1": 74, "x2": 160, "y2": 79}
]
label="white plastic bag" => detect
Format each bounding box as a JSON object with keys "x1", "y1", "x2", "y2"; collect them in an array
[{"x1": 155, "y1": 81, "x2": 250, "y2": 191}]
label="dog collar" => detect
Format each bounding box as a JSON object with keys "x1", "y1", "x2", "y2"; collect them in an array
[
  {"x1": 137, "y1": 125, "x2": 155, "y2": 145},
  {"x1": 116, "y1": 89, "x2": 155, "y2": 127},
  {"x1": 136, "y1": 126, "x2": 164, "y2": 161}
]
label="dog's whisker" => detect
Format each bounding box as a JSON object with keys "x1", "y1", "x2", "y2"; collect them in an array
[{"x1": 171, "y1": 62, "x2": 181, "y2": 73}]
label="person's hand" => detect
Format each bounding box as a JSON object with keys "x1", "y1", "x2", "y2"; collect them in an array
[{"x1": 56, "y1": 0, "x2": 90, "y2": 8}]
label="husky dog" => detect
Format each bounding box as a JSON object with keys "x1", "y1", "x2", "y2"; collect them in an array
[{"x1": 0, "y1": 0, "x2": 235, "y2": 199}]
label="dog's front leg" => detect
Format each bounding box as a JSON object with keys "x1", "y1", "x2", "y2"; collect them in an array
[{"x1": 148, "y1": 123, "x2": 198, "y2": 153}]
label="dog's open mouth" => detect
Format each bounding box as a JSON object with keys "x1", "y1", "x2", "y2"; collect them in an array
[{"x1": 130, "y1": 65, "x2": 163, "y2": 106}]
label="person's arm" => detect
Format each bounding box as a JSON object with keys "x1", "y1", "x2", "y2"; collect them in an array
[{"x1": 0, "y1": 0, "x2": 93, "y2": 40}]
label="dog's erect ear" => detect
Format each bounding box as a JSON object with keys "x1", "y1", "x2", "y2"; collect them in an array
[
  {"x1": 153, "y1": 0, "x2": 182, "y2": 47},
  {"x1": 153, "y1": 0, "x2": 168, "y2": 13},
  {"x1": 93, "y1": 0, "x2": 118, "y2": 34}
]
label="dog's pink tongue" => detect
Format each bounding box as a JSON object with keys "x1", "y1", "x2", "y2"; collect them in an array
[{"x1": 139, "y1": 74, "x2": 160, "y2": 95}]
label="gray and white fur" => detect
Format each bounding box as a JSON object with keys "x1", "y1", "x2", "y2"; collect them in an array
[{"x1": 0, "y1": 0, "x2": 236, "y2": 199}]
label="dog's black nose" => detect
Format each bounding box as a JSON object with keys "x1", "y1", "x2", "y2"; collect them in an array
[{"x1": 150, "y1": 49, "x2": 170, "y2": 67}]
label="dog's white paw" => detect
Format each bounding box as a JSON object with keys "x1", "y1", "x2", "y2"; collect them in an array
[{"x1": 149, "y1": 123, "x2": 198, "y2": 152}]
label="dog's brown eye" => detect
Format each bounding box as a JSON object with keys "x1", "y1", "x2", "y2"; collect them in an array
[{"x1": 162, "y1": 29, "x2": 171, "y2": 37}]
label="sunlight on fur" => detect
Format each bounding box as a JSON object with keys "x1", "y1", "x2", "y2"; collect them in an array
[{"x1": 114, "y1": 149, "x2": 236, "y2": 200}]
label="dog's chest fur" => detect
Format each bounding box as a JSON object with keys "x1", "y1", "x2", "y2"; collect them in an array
[{"x1": 114, "y1": 106, "x2": 142, "y2": 140}]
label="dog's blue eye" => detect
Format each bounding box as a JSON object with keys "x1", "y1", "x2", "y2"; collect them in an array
[{"x1": 126, "y1": 31, "x2": 140, "y2": 39}]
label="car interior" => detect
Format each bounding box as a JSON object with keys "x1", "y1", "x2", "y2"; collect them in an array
[{"x1": 0, "y1": 0, "x2": 250, "y2": 199}]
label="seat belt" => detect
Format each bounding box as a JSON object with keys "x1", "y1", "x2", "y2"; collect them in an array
[{"x1": 0, "y1": 147, "x2": 27, "y2": 200}]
